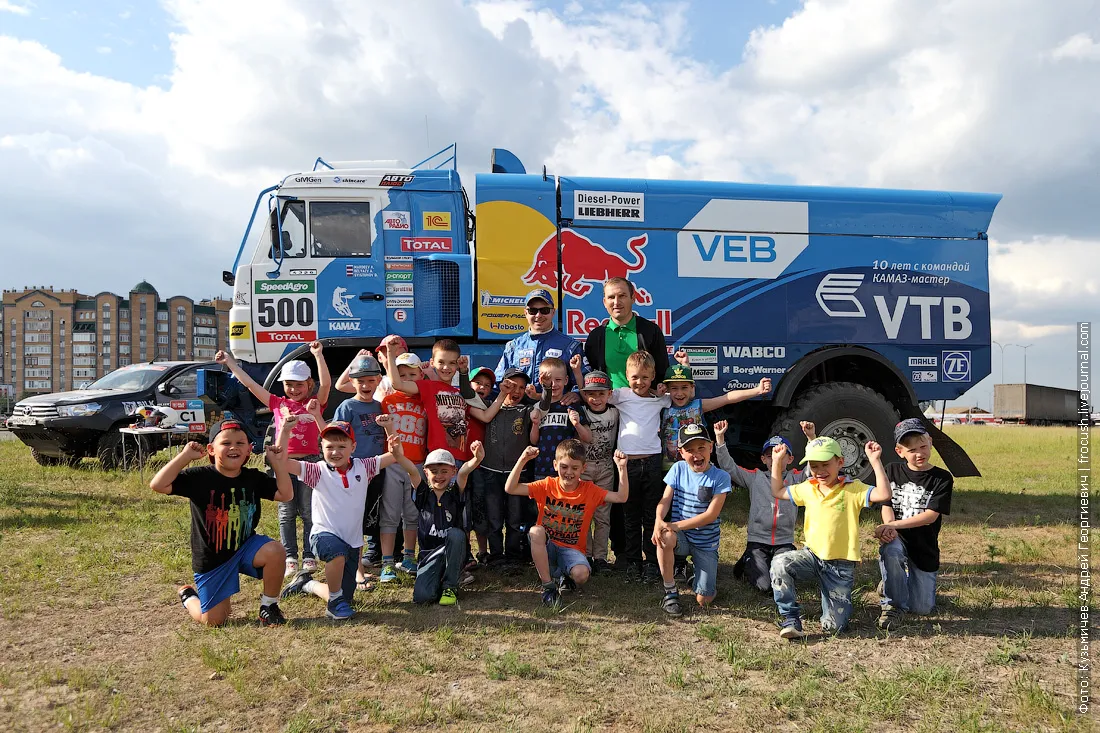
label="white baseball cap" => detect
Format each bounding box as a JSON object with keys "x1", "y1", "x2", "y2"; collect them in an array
[
  {"x1": 279, "y1": 360, "x2": 312, "y2": 382},
  {"x1": 395, "y1": 353, "x2": 423, "y2": 368},
  {"x1": 424, "y1": 448, "x2": 456, "y2": 468}
]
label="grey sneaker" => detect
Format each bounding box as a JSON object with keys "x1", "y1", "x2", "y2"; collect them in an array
[
  {"x1": 877, "y1": 607, "x2": 903, "y2": 630},
  {"x1": 662, "y1": 590, "x2": 683, "y2": 617},
  {"x1": 779, "y1": 616, "x2": 804, "y2": 640}
]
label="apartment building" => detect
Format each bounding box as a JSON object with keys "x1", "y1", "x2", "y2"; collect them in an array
[{"x1": 1, "y1": 282, "x2": 230, "y2": 396}]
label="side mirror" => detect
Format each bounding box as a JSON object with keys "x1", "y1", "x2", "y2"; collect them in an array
[{"x1": 222, "y1": 270, "x2": 235, "y2": 287}]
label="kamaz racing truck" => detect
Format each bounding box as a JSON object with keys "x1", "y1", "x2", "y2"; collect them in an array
[{"x1": 223, "y1": 145, "x2": 999, "y2": 478}]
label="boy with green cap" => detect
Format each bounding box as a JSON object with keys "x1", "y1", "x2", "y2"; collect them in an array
[{"x1": 769, "y1": 436, "x2": 892, "y2": 639}]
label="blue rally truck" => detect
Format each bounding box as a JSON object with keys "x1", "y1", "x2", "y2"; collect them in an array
[{"x1": 222, "y1": 145, "x2": 999, "y2": 478}]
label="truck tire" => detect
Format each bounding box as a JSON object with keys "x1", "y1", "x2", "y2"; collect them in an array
[
  {"x1": 97, "y1": 431, "x2": 147, "y2": 471},
  {"x1": 770, "y1": 382, "x2": 902, "y2": 482},
  {"x1": 30, "y1": 449, "x2": 64, "y2": 467}
]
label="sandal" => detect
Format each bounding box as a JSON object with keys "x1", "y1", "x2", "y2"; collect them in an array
[{"x1": 356, "y1": 579, "x2": 376, "y2": 592}]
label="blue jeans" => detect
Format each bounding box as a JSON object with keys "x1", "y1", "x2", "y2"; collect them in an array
[
  {"x1": 471, "y1": 468, "x2": 507, "y2": 558},
  {"x1": 674, "y1": 534, "x2": 719, "y2": 598},
  {"x1": 770, "y1": 548, "x2": 856, "y2": 633},
  {"x1": 547, "y1": 541, "x2": 590, "y2": 581},
  {"x1": 413, "y1": 528, "x2": 466, "y2": 603},
  {"x1": 879, "y1": 538, "x2": 937, "y2": 614},
  {"x1": 278, "y1": 473, "x2": 314, "y2": 560},
  {"x1": 311, "y1": 532, "x2": 361, "y2": 597}
]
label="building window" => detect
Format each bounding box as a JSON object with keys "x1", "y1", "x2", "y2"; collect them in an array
[
  {"x1": 25, "y1": 380, "x2": 51, "y2": 389},
  {"x1": 23, "y1": 333, "x2": 50, "y2": 343},
  {"x1": 119, "y1": 334, "x2": 130, "y2": 343},
  {"x1": 119, "y1": 345, "x2": 130, "y2": 354},
  {"x1": 157, "y1": 311, "x2": 168, "y2": 322},
  {"x1": 73, "y1": 345, "x2": 96, "y2": 354}
]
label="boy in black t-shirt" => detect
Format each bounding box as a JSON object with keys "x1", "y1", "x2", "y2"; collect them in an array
[
  {"x1": 873, "y1": 418, "x2": 954, "y2": 630},
  {"x1": 530, "y1": 357, "x2": 591, "y2": 479},
  {"x1": 150, "y1": 419, "x2": 294, "y2": 627}
]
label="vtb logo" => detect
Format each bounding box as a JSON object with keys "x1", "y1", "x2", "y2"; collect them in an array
[{"x1": 423, "y1": 212, "x2": 451, "y2": 230}]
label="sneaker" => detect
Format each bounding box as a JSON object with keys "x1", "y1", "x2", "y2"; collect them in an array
[
  {"x1": 642, "y1": 563, "x2": 661, "y2": 584},
  {"x1": 877, "y1": 608, "x2": 903, "y2": 631},
  {"x1": 541, "y1": 581, "x2": 562, "y2": 609},
  {"x1": 673, "y1": 562, "x2": 689, "y2": 583},
  {"x1": 280, "y1": 571, "x2": 313, "y2": 599},
  {"x1": 301, "y1": 557, "x2": 318, "y2": 573},
  {"x1": 662, "y1": 590, "x2": 683, "y2": 617},
  {"x1": 398, "y1": 557, "x2": 418, "y2": 575},
  {"x1": 591, "y1": 558, "x2": 612, "y2": 575},
  {"x1": 463, "y1": 556, "x2": 478, "y2": 572},
  {"x1": 177, "y1": 585, "x2": 198, "y2": 609},
  {"x1": 380, "y1": 563, "x2": 398, "y2": 583},
  {"x1": 557, "y1": 574, "x2": 577, "y2": 593},
  {"x1": 624, "y1": 563, "x2": 642, "y2": 584},
  {"x1": 258, "y1": 602, "x2": 287, "y2": 626},
  {"x1": 779, "y1": 616, "x2": 805, "y2": 640},
  {"x1": 325, "y1": 597, "x2": 355, "y2": 621},
  {"x1": 459, "y1": 572, "x2": 475, "y2": 587},
  {"x1": 439, "y1": 588, "x2": 458, "y2": 606},
  {"x1": 360, "y1": 554, "x2": 381, "y2": 569},
  {"x1": 876, "y1": 580, "x2": 885, "y2": 597},
  {"x1": 476, "y1": 552, "x2": 490, "y2": 566},
  {"x1": 284, "y1": 557, "x2": 299, "y2": 578}
]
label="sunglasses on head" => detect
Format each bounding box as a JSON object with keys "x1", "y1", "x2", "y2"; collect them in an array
[{"x1": 526, "y1": 306, "x2": 553, "y2": 316}]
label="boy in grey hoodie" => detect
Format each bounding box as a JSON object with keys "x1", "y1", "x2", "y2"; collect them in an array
[{"x1": 713, "y1": 420, "x2": 815, "y2": 594}]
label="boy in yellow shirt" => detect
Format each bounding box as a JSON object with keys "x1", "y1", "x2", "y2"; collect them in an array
[{"x1": 769, "y1": 436, "x2": 892, "y2": 639}]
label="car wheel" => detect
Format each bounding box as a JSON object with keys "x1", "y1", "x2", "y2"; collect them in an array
[
  {"x1": 30, "y1": 449, "x2": 64, "y2": 467},
  {"x1": 97, "y1": 430, "x2": 148, "y2": 471}
]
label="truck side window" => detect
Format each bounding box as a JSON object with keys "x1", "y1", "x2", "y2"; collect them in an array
[
  {"x1": 268, "y1": 201, "x2": 306, "y2": 259},
  {"x1": 309, "y1": 201, "x2": 371, "y2": 258}
]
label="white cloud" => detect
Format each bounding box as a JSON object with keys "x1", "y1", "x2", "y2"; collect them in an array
[
  {"x1": 0, "y1": 1, "x2": 30, "y2": 15},
  {"x1": 1051, "y1": 32, "x2": 1100, "y2": 61},
  {"x1": 95, "y1": 46, "x2": 111, "y2": 54}
]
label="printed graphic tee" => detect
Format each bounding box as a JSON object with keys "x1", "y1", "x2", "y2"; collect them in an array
[
  {"x1": 661, "y1": 399, "x2": 707, "y2": 467},
  {"x1": 269, "y1": 394, "x2": 325, "y2": 457},
  {"x1": 526, "y1": 477, "x2": 608, "y2": 555},
  {"x1": 482, "y1": 403, "x2": 534, "y2": 472},
  {"x1": 170, "y1": 465, "x2": 278, "y2": 573},
  {"x1": 381, "y1": 391, "x2": 427, "y2": 464},
  {"x1": 581, "y1": 405, "x2": 619, "y2": 488},
  {"x1": 878, "y1": 463, "x2": 954, "y2": 572},
  {"x1": 415, "y1": 481, "x2": 466, "y2": 556},
  {"x1": 533, "y1": 402, "x2": 585, "y2": 478},
  {"x1": 416, "y1": 379, "x2": 473, "y2": 461},
  {"x1": 334, "y1": 398, "x2": 386, "y2": 459}
]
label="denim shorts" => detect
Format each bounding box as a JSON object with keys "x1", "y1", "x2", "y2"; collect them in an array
[
  {"x1": 193, "y1": 533, "x2": 273, "y2": 613},
  {"x1": 310, "y1": 531, "x2": 360, "y2": 562},
  {"x1": 547, "y1": 541, "x2": 590, "y2": 580},
  {"x1": 674, "y1": 534, "x2": 719, "y2": 598}
]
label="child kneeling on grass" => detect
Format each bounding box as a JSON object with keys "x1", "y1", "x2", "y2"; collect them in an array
[
  {"x1": 280, "y1": 416, "x2": 402, "y2": 621},
  {"x1": 151, "y1": 419, "x2": 294, "y2": 627},
  {"x1": 769, "y1": 436, "x2": 892, "y2": 639},
  {"x1": 505, "y1": 440, "x2": 630, "y2": 609},
  {"x1": 652, "y1": 423, "x2": 732, "y2": 617}
]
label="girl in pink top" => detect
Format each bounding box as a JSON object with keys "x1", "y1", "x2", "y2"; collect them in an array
[{"x1": 217, "y1": 343, "x2": 331, "y2": 576}]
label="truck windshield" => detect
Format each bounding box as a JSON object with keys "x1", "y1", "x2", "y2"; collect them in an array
[
  {"x1": 310, "y1": 201, "x2": 371, "y2": 257},
  {"x1": 268, "y1": 201, "x2": 306, "y2": 259},
  {"x1": 86, "y1": 367, "x2": 166, "y2": 392}
]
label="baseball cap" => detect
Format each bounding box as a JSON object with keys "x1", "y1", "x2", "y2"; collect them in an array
[
  {"x1": 524, "y1": 289, "x2": 555, "y2": 307},
  {"x1": 664, "y1": 364, "x2": 694, "y2": 383},
  {"x1": 581, "y1": 371, "x2": 612, "y2": 391},
  {"x1": 349, "y1": 355, "x2": 382, "y2": 378},
  {"x1": 469, "y1": 366, "x2": 496, "y2": 384},
  {"x1": 762, "y1": 435, "x2": 793, "y2": 455},
  {"x1": 394, "y1": 352, "x2": 422, "y2": 368},
  {"x1": 320, "y1": 420, "x2": 356, "y2": 444},
  {"x1": 208, "y1": 419, "x2": 247, "y2": 442},
  {"x1": 677, "y1": 423, "x2": 713, "y2": 448},
  {"x1": 502, "y1": 367, "x2": 530, "y2": 383},
  {"x1": 801, "y1": 436, "x2": 844, "y2": 464},
  {"x1": 424, "y1": 448, "x2": 456, "y2": 468},
  {"x1": 894, "y1": 418, "x2": 929, "y2": 444},
  {"x1": 279, "y1": 360, "x2": 312, "y2": 382},
  {"x1": 377, "y1": 335, "x2": 408, "y2": 356}
]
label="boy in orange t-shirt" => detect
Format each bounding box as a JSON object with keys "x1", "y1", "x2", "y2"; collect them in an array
[{"x1": 506, "y1": 440, "x2": 629, "y2": 608}]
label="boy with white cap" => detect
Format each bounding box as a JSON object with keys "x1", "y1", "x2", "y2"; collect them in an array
[{"x1": 769, "y1": 436, "x2": 892, "y2": 639}]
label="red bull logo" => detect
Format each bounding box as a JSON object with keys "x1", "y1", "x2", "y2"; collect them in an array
[{"x1": 522, "y1": 229, "x2": 652, "y2": 305}]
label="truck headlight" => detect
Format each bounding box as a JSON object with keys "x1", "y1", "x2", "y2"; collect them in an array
[{"x1": 57, "y1": 402, "x2": 103, "y2": 418}]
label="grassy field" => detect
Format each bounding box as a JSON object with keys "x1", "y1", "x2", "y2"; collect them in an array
[{"x1": 0, "y1": 426, "x2": 1092, "y2": 732}]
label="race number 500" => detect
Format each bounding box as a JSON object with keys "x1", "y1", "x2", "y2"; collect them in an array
[{"x1": 256, "y1": 297, "x2": 314, "y2": 328}]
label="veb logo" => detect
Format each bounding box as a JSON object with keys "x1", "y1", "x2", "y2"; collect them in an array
[{"x1": 941, "y1": 351, "x2": 971, "y2": 382}]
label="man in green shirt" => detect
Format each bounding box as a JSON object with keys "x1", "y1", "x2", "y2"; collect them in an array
[{"x1": 584, "y1": 278, "x2": 669, "y2": 388}]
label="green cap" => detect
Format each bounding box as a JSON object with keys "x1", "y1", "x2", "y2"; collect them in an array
[
  {"x1": 664, "y1": 364, "x2": 694, "y2": 383},
  {"x1": 800, "y1": 436, "x2": 844, "y2": 464}
]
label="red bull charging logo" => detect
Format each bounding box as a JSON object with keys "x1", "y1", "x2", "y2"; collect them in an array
[{"x1": 522, "y1": 229, "x2": 653, "y2": 305}]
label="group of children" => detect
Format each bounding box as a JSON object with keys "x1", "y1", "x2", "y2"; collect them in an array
[{"x1": 153, "y1": 336, "x2": 953, "y2": 639}]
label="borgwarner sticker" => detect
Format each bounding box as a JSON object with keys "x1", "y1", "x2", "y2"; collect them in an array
[
  {"x1": 909, "y1": 356, "x2": 938, "y2": 367},
  {"x1": 574, "y1": 190, "x2": 644, "y2": 222},
  {"x1": 382, "y1": 211, "x2": 411, "y2": 230}
]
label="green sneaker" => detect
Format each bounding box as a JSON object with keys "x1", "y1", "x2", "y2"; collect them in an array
[{"x1": 439, "y1": 588, "x2": 457, "y2": 606}]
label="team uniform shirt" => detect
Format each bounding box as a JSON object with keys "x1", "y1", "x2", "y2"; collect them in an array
[
  {"x1": 298, "y1": 457, "x2": 382, "y2": 547},
  {"x1": 381, "y1": 391, "x2": 427, "y2": 464},
  {"x1": 526, "y1": 477, "x2": 609, "y2": 555},
  {"x1": 604, "y1": 317, "x2": 639, "y2": 389},
  {"x1": 415, "y1": 481, "x2": 466, "y2": 556},
  {"x1": 494, "y1": 330, "x2": 587, "y2": 390},
  {"x1": 416, "y1": 379, "x2": 474, "y2": 461},
  {"x1": 333, "y1": 398, "x2": 386, "y2": 459},
  {"x1": 715, "y1": 443, "x2": 802, "y2": 546},
  {"x1": 482, "y1": 403, "x2": 534, "y2": 473},
  {"x1": 664, "y1": 462, "x2": 732, "y2": 552},
  {"x1": 877, "y1": 463, "x2": 953, "y2": 572},
  {"x1": 170, "y1": 465, "x2": 278, "y2": 574},
  {"x1": 580, "y1": 405, "x2": 619, "y2": 489},
  {"x1": 533, "y1": 402, "x2": 586, "y2": 478},
  {"x1": 269, "y1": 394, "x2": 325, "y2": 456},
  {"x1": 609, "y1": 388, "x2": 670, "y2": 455},
  {"x1": 787, "y1": 477, "x2": 874, "y2": 561},
  {"x1": 661, "y1": 399, "x2": 707, "y2": 467}
]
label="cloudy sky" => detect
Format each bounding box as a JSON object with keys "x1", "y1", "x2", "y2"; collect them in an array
[{"x1": 2, "y1": 0, "x2": 1097, "y2": 405}]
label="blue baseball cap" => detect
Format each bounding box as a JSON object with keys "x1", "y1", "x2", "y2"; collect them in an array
[
  {"x1": 761, "y1": 436, "x2": 793, "y2": 455},
  {"x1": 524, "y1": 289, "x2": 555, "y2": 307},
  {"x1": 894, "y1": 418, "x2": 929, "y2": 444}
]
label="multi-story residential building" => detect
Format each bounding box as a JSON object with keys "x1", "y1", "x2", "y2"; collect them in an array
[{"x1": 1, "y1": 282, "x2": 230, "y2": 396}]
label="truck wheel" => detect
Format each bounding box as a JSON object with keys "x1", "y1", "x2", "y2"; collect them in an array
[
  {"x1": 770, "y1": 382, "x2": 902, "y2": 482},
  {"x1": 97, "y1": 431, "x2": 147, "y2": 471},
  {"x1": 30, "y1": 449, "x2": 64, "y2": 467}
]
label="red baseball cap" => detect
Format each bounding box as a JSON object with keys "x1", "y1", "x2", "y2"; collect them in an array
[{"x1": 320, "y1": 420, "x2": 356, "y2": 444}]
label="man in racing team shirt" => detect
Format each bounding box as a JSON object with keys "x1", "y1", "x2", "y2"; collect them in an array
[{"x1": 494, "y1": 289, "x2": 587, "y2": 392}]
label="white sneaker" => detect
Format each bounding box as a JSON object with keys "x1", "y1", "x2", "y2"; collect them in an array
[
  {"x1": 301, "y1": 558, "x2": 318, "y2": 573},
  {"x1": 284, "y1": 558, "x2": 299, "y2": 578}
]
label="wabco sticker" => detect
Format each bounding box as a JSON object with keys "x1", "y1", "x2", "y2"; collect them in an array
[
  {"x1": 382, "y1": 211, "x2": 411, "y2": 230},
  {"x1": 400, "y1": 237, "x2": 452, "y2": 253},
  {"x1": 380, "y1": 174, "x2": 414, "y2": 187},
  {"x1": 574, "y1": 190, "x2": 645, "y2": 222},
  {"x1": 722, "y1": 346, "x2": 786, "y2": 359},
  {"x1": 912, "y1": 370, "x2": 938, "y2": 383},
  {"x1": 423, "y1": 212, "x2": 451, "y2": 230},
  {"x1": 942, "y1": 351, "x2": 972, "y2": 382},
  {"x1": 909, "y1": 356, "x2": 938, "y2": 367}
]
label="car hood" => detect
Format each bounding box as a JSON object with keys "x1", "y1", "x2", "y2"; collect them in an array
[{"x1": 16, "y1": 389, "x2": 140, "y2": 407}]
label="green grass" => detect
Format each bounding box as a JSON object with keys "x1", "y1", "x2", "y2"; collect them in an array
[{"x1": 0, "y1": 427, "x2": 1091, "y2": 731}]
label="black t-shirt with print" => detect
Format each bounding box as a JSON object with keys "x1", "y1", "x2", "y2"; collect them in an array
[
  {"x1": 415, "y1": 481, "x2": 466, "y2": 557},
  {"x1": 533, "y1": 402, "x2": 586, "y2": 478},
  {"x1": 877, "y1": 463, "x2": 954, "y2": 572},
  {"x1": 171, "y1": 465, "x2": 279, "y2": 573}
]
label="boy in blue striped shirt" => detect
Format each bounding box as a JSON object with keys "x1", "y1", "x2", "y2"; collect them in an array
[{"x1": 652, "y1": 423, "x2": 732, "y2": 617}]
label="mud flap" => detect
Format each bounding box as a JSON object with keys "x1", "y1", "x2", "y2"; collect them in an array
[{"x1": 915, "y1": 415, "x2": 981, "y2": 478}]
